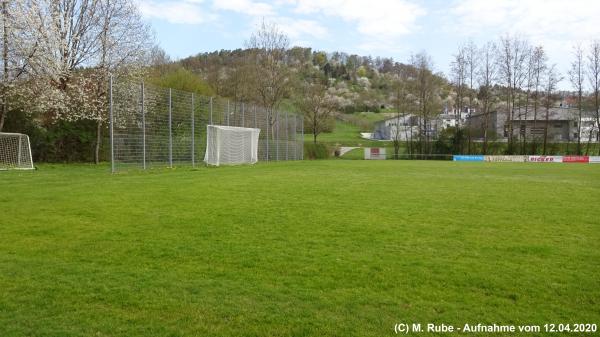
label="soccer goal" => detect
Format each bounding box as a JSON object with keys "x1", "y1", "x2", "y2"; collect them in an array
[
  {"x1": 204, "y1": 125, "x2": 260, "y2": 166},
  {"x1": 0, "y1": 132, "x2": 34, "y2": 170}
]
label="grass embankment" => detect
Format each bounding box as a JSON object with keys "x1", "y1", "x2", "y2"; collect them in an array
[
  {"x1": 305, "y1": 120, "x2": 390, "y2": 148},
  {"x1": 1, "y1": 162, "x2": 599, "y2": 336}
]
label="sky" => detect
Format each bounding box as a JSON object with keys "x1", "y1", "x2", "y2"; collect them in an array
[{"x1": 138, "y1": 0, "x2": 600, "y2": 87}]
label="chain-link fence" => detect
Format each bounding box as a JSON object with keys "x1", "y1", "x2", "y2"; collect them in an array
[{"x1": 109, "y1": 77, "x2": 303, "y2": 172}]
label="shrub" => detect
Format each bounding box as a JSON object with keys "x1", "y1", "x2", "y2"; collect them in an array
[
  {"x1": 148, "y1": 67, "x2": 215, "y2": 96},
  {"x1": 304, "y1": 142, "x2": 330, "y2": 159}
]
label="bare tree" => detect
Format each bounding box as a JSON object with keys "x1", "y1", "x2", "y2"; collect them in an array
[
  {"x1": 530, "y1": 46, "x2": 547, "y2": 153},
  {"x1": 477, "y1": 41, "x2": 497, "y2": 155},
  {"x1": 296, "y1": 82, "x2": 336, "y2": 144},
  {"x1": 514, "y1": 44, "x2": 530, "y2": 153},
  {"x1": 245, "y1": 21, "x2": 291, "y2": 141},
  {"x1": 0, "y1": 0, "x2": 9, "y2": 131},
  {"x1": 450, "y1": 45, "x2": 467, "y2": 153},
  {"x1": 542, "y1": 65, "x2": 562, "y2": 155},
  {"x1": 588, "y1": 40, "x2": 600, "y2": 155},
  {"x1": 569, "y1": 44, "x2": 585, "y2": 155},
  {"x1": 497, "y1": 35, "x2": 529, "y2": 153},
  {"x1": 92, "y1": 0, "x2": 152, "y2": 163},
  {"x1": 465, "y1": 40, "x2": 478, "y2": 153},
  {"x1": 411, "y1": 52, "x2": 441, "y2": 154},
  {"x1": 391, "y1": 65, "x2": 411, "y2": 158}
]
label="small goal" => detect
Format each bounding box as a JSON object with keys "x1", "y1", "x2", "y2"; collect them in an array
[
  {"x1": 204, "y1": 125, "x2": 260, "y2": 166},
  {"x1": 0, "y1": 132, "x2": 34, "y2": 170}
]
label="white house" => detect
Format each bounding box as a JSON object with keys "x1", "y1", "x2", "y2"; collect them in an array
[
  {"x1": 372, "y1": 115, "x2": 419, "y2": 141},
  {"x1": 372, "y1": 108, "x2": 475, "y2": 141},
  {"x1": 580, "y1": 117, "x2": 599, "y2": 142}
]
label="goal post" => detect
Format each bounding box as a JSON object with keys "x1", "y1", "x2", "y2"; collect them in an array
[
  {"x1": 0, "y1": 132, "x2": 34, "y2": 170},
  {"x1": 204, "y1": 125, "x2": 260, "y2": 166}
]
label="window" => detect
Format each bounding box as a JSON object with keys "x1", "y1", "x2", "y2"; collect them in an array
[
  {"x1": 554, "y1": 124, "x2": 562, "y2": 128},
  {"x1": 574, "y1": 132, "x2": 579, "y2": 139},
  {"x1": 531, "y1": 127, "x2": 545, "y2": 135}
]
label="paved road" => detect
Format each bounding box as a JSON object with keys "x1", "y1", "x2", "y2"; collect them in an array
[{"x1": 339, "y1": 147, "x2": 359, "y2": 156}]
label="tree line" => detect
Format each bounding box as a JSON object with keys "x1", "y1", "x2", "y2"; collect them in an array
[
  {"x1": 2, "y1": 9, "x2": 599, "y2": 162},
  {"x1": 178, "y1": 27, "x2": 600, "y2": 156},
  {"x1": 448, "y1": 36, "x2": 600, "y2": 156},
  {"x1": 0, "y1": 0, "x2": 155, "y2": 163}
]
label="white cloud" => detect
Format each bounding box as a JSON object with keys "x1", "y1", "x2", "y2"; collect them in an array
[
  {"x1": 138, "y1": 0, "x2": 215, "y2": 25},
  {"x1": 287, "y1": 0, "x2": 426, "y2": 39},
  {"x1": 269, "y1": 18, "x2": 329, "y2": 40},
  {"x1": 448, "y1": 0, "x2": 600, "y2": 83},
  {"x1": 449, "y1": 0, "x2": 600, "y2": 44},
  {"x1": 212, "y1": 0, "x2": 276, "y2": 17}
]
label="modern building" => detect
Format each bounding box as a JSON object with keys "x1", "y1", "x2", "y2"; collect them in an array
[
  {"x1": 372, "y1": 114, "x2": 419, "y2": 141},
  {"x1": 371, "y1": 105, "x2": 598, "y2": 143},
  {"x1": 468, "y1": 106, "x2": 597, "y2": 143}
]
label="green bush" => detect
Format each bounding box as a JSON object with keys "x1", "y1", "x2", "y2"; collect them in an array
[
  {"x1": 148, "y1": 67, "x2": 215, "y2": 96},
  {"x1": 304, "y1": 142, "x2": 330, "y2": 159}
]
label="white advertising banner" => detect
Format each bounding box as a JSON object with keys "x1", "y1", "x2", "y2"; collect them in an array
[
  {"x1": 484, "y1": 155, "x2": 527, "y2": 162},
  {"x1": 528, "y1": 156, "x2": 563, "y2": 163},
  {"x1": 364, "y1": 147, "x2": 386, "y2": 160},
  {"x1": 589, "y1": 156, "x2": 600, "y2": 164}
]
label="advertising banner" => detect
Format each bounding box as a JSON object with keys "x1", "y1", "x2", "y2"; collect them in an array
[
  {"x1": 484, "y1": 155, "x2": 527, "y2": 162},
  {"x1": 364, "y1": 147, "x2": 386, "y2": 160},
  {"x1": 528, "y1": 156, "x2": 563, "y2": 163},
  {"x1": 562, "y1": 156, "x2": 589, "y2": 163},
  {"x1": 589, "y1": 156, "x2": 600, "y2": 164},
  {"x1": 453, "y1": 155, "x2": 484, "y2": 162}
]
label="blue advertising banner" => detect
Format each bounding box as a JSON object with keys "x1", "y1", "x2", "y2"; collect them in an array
[{"x1": 453, "y1": 155, "x2": 484, "y2": 162}]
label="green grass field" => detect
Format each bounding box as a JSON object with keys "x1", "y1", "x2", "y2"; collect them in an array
[
  {"x1": 1, "y1": 161, "x2": 599, "y2": 336},
  {"x1": 305, "y1": 121, "x2": 391, "y2": 147}
]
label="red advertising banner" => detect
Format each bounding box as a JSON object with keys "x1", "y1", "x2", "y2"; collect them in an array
[{"x1": 563, "y1": 156, "x2": 589, "y2": 163}]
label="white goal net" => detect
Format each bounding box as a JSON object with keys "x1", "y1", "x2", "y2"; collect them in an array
[
  {"x1": 204, "y1": 125, "x2": 260, "y2": 166},
  {"x1": 0, "y1": 132, "x2": 34, "y2": 170}
]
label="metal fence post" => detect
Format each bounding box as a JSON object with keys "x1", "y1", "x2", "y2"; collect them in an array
[
  {"x1": 300, "y1": 113, "x2": 303, "y2": 160},
  {"x1": 292, "y1": 114, "x2": 296, "y2": 160},
  {"x1": 227, "y1": 100, "x2": 230, "y2": 126},
  {"x1": 209, "y1": 97, "x2": 213, "y2": 125},
  {"x1": 17, "y1": 134, "x2": 22, "y2": 167},
  {"x1": 254, "y1": 106, "x2": 257, "y2": 128},
  {"x1": 168, "y1": 88, "x2": 173, "y2": 168},
  {"x1": 242, "y1": 102, "x2": 245, "y2": 127},
  {"x1": 266, "y1": 109, "x2": 269, "y2": 161},
  {"x1": 141, "y1": 82, "x2": 146, "y2": 170},
  {"x1": 109, "y1": 75, "x2": 114, "y2": 173},
  {"x1": 191, "y1": 93, "x2": 195, "y2": 168},
  {"x1": 276, "y1": 111, "x2": 279, "y2": 161},
  {"x1": 285, "y1": 111, "x2": 289, "y2": 161}
]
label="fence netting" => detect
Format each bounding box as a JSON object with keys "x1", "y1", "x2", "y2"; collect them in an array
[{"x1": 109, "y1": 78, "x2": 303, "y2": 172}]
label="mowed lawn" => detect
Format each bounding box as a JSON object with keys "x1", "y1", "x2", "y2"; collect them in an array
[{"x1": 1, "y1": 161, "x2": 599, "y2": 337}]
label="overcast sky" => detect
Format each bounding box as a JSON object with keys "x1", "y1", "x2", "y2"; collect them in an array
[{"x1": 138, "y1": 0, "x2": 600, "y2": 87}]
